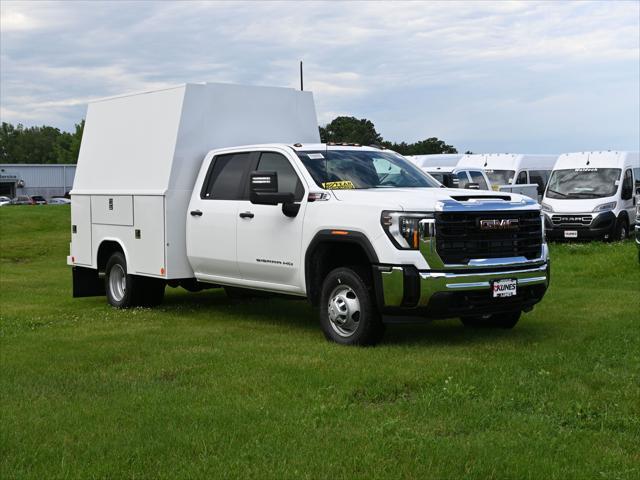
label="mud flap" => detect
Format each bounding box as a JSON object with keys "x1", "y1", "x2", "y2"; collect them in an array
[{"x1": 72, "y1": 266, "x2": 105, "y2": 297}]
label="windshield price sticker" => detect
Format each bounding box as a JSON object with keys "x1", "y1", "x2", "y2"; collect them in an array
[
  {"x1": 322, "y1": 180, "x2": 355, "y2": 190},
  {"x1": 307, "y1": 153, "x2": 325, "y2": 160},
  {"x1": 492, "y1": 279, "x2": 517, "y2": 298},
  {"x1": 575, "y1": 168, "x2": 597, "y2": 172}
]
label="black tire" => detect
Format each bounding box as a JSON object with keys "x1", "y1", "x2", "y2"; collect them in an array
[
  {"x1": 615, "y1": 217, "x2": 629, "y2": 241},
  {"x1": 319, "y1": 266, "x2": 385, "y2": 346},
  {"x1": 105, "y1": 252, "x2": 138, "y2": 308},
  {"x1": 460, "y1": 311, "x2": 521, "y2": 329}
]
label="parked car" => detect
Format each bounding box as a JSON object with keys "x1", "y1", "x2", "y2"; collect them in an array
[
  {"x1": 423, "y1": 166, "x2": 492, "y2": 190},
  {"x1": 30, "y1": 195, "x2": 47, "y2": 205},
  {"x1": 49, "y1": 197, "x2": 71, "y2": 205},
  {"x1": 0, "y1": 196, "x2": 11, "y2": 206},
  {"x1": 10, "y1": 195, "x2": 32, "y2": 205},
  {"x1": 542, "y1": 151, "x2": 639, "y2": 241},
  {"x1": 68, "y1": 83, "x2": 549, "y2": 346}
]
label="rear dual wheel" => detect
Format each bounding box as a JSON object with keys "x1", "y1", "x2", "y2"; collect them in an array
[{"x1": 105, "y1": 252, "x2": 165, "y2": 308}]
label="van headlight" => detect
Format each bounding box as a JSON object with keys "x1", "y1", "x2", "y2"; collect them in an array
[
  {"x1": 593, "y1": 201, "x2": 616, "y2": 213},
  {"x1": 381, "y1": 211, "x2": 433, "y2": 250},
  {"x1": 541, "y1": 202, "x2": 554, "y2": 213}
]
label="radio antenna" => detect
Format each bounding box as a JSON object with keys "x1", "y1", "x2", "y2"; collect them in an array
[{"x1": 300, "y1": 60, "x2": 304, "y2": 91}]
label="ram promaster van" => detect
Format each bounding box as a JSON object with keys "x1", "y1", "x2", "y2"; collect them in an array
[
  {"x1": 69, "y1": 83, "x2": 549, "y2": 345},
  {"x1": 458, "y1": 154, "x2": 557, "y2": 199},
  {"x1": 542, "y1": 151, "x2": 639, "y2": 241}
]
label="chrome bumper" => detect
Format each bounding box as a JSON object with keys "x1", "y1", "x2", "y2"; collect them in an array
[{"x1": 377, "y1": 263, "x2": 549, "y2": 310}]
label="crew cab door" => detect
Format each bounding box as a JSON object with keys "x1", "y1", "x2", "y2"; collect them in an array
[
  {"x1": 186, "y1": 152, "x2": 254, "y2": 281},
  {"x1": 236, "y1": 151, "x2": 307, "y2": 290}
]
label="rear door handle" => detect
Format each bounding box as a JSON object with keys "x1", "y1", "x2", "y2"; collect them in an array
[
  {"x1": 239, "y1": 212, "x2": 254, "y2": 219},
  {"x1": 190, "y1": 210, "x2": 203, "y2": 217}
]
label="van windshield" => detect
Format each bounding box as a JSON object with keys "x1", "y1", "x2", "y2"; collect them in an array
[
  {"x1": 297, "y1": 150, "x2": 439, "y2": 189},
  {"x1": 484, "y1": 169, "x2": 515, "y2": 186},
  {"x1": 546, "y1": 168, "x2": 621, "y2": 199}
]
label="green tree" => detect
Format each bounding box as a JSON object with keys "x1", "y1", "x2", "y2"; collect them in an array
[
  {"x1": 383, "y1": 137, "x2": 458, "y2": 155},
  {"x1": 0, "y1": 120, "x2": 84, "y2": 164},
  {"x1": 319, "y1": 116, "x2": 383, "y2": 145}
]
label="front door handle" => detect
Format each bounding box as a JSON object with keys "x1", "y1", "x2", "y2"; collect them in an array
[
  {"x1": 239, "y1": 211, "x2": 254, "y2": 219},
  {"x1": 190, "y1": 210, "x2": 203, "y2": 217}
]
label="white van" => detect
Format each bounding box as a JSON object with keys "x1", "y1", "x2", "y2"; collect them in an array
[
  {"x1": 422, "y1": 166, "x2": 492, "y2": 190},
  {"x1": 458, "y1": 154, "x2": 557, "y2": 197},
  {"x1": 542, "y1": 151, "x2": 639, "y2": 241}
]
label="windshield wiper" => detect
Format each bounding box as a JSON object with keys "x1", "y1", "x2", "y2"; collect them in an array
[{"x1": 546, "y1": 188, "x2": 567, "y2": 198}]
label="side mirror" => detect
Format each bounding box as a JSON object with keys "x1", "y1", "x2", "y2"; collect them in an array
[
  {"x1": 250, "y1": 171, "x2": 294, "y2": 205},
  {"x1": 467, "y1": 182, "x2": 480, "y2": 190}
]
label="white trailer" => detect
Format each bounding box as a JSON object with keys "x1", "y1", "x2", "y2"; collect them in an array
[{"x1": 69, "y1": 83, "x2": 319, "y2": 295}]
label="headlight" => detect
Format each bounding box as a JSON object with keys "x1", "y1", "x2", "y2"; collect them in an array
[
  {"x1": 593, "y1": 201, "x2": 616, "y2": 213},
  {"x1": 381, "y1": 211, "x2": 433, "y2": 250},
  {"x1": 541, "y1": 202, "x2": 554, "y2": 213}
]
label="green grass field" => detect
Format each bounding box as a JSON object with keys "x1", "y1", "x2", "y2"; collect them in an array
[{"x1": 1, "y1": 206, "x2": 639, "y2": 479}]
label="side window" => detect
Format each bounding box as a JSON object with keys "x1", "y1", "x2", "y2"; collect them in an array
[
  {"x1": 456, "y1": 171, "x2": 470, "y2": 188},
  {"x1": 257, "y1": 152, "x2": 304, "y2": 201},
  {"x1": 468, "y1": 171, "x2": 489, "y2": 190},
  {"x1": 201, "y1": 152, "x2": 253, "y2": 200},
  {"x1": 529, "y1": 170, "x2": 549, "y2": 195},
  {"x1": 634, "y1": 168, "x2": 640, "y2": 193},
  {"x1": 621, "y1": 169, "x2": 633, "y2": 200},
  {"x1": 516, "y1": 170, "x2": 528, "y2": 184}
]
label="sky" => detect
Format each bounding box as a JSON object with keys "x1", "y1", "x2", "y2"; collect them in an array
[{"x1": 1, "y1": 0, "x2": 639, "y2": 153}]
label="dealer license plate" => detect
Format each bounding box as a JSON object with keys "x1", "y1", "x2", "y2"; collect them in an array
[
  {"x1": 564, "y1": 230, "x2": 578, "y2": 238},
  {"x1": 492, "y1": 279, "x2": 517, "y2": 298}
]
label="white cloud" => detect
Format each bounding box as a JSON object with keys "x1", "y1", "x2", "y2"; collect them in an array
[{"x1": 0, "y1": 0, "x2": 638, "y2": 152}]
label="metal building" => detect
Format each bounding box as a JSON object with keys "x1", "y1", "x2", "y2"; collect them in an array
[{"x1": 0, "y1": 164, "x2": 76, "y2": 198}]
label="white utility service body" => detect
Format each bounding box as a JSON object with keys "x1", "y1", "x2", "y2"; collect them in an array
[
  {"x1": 458, "y1": 153, "x2": 557, "y2": 199},
  {"x1": 541, "y1": 151, "x2": 639, "y2": 241},
  {"x1": 69, "y1": 84, "x2": 550, "y2": 345},
  {"x1": 69, "y1": 83, "x2": 319, "y2": 281}
]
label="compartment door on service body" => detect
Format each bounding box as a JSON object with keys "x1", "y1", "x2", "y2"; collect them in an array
[
  {"x1": 236, "y1": 151, "x2": 307, "y2": 288},
  {"x1": 186, "y1": 152, "x2": 254, "y2": 282}
]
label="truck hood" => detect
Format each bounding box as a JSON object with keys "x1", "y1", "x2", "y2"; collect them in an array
[{"x1": 331, "y1": 187, "x2": 534, "y2": 211}]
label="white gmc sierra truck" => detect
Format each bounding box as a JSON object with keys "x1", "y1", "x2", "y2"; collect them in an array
[{"x1": 69, "y1": 84, "x2": 549, "y2": 345}]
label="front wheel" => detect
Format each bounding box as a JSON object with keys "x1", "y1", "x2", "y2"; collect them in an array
[
  {"x1": 460, "y1": 311, "x2": 521, "y2": 329},
  {"x1": 319, "y1": 267, "x2": 384, "y2": 346}
]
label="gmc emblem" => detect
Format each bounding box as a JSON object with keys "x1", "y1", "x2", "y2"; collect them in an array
[{"x1": 479, "y1": 218, "x2": 519, "y2": 230}]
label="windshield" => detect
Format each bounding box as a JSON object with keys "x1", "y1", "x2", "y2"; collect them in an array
[
  {"x1": 545, "y1": 168, "x2": 621, "y2": 199},
  {"x1": 485, "y1": 169, "x2": 515, "y2": 186},
  {"x1": 297, "y1": 150, "x2": 439, "y2": 189}
]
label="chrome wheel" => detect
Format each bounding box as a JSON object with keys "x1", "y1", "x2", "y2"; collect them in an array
[
  {"x1": 108, "y1": 264, "x2": 127, "y2": 302},
  {"x1": 620, "y1": 225, "x2": 627, "y2": 240},
  {"x1": 327, "y1": 284, "x2": 361, "y2": 337}
]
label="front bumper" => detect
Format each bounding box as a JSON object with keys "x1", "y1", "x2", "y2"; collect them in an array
[
  {"x1": 544, "y1": 211, "x2": 615, "y2": 240},
  {"x1": 375, "y1": 263, "x2": 549, "y2": 319}
]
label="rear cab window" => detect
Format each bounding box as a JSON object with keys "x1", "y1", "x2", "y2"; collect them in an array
[{"x1": 201, "y1": 152, "x2": 253, "y2": 200}]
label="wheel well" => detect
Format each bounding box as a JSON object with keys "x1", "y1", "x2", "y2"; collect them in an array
[
  {"x1": 97, "y1": 241, "x2": 124, "y2": 274},
  {"x1": 305, "y1": 241, "x2": 372, "y2": 306}
]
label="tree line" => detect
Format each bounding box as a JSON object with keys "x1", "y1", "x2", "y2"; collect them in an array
[
  {"x1": 319, "y1": 116, "x2": 458, "y2": 155},
  {"x1": 0, "y1": 121, "x2": 84, "y2": 164},
  {"x1": 0, "y1": 115, "x2": 458, "y2": 164}
]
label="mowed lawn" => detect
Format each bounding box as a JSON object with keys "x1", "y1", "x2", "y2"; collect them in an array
[{"x1": 1, "y1": 206, "x2": 638, "y2": 479}]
